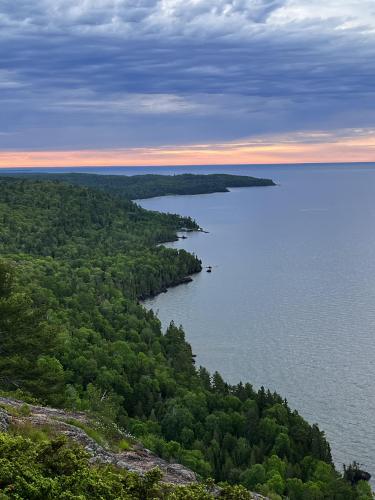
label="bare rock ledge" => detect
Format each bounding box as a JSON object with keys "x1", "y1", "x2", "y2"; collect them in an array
[{"x1": 0, "y1": 396, "x2": 268, "y2": 499}]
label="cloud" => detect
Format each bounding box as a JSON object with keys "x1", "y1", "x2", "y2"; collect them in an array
[
  {"x1": 0, "y1": 70, "x2": 27, "y2": 89},
  {"x1": 48, "y1": 92, "x2": 209, "y2": 114},
  {"x1": 273, "y1": 1, "x2": 375, "y2": 29},
  {"x1": 1, "y1": 1, "x2": 375, "y2": 152},
  {"x1": 0, "y1": 0, "x2": 286, "y2": 32},
  {"x1": 2, "y1": 127, "x2": 375, "y2": 167}
]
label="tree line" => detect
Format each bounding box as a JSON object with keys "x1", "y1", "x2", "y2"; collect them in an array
[{"x1": 2, "y1": 172, "x2": 275, "y2": 199}]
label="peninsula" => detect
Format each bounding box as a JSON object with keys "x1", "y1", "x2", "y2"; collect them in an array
[{"x1": 3, "y1": 172, "x2": 276, "y2": 199}]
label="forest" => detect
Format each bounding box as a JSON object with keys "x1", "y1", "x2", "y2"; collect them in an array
[
  {"x1": 2, "y1": 172, "x2": 275, "y2": 199},
  {"x1": 0, "y1": 176, "x2": 372, "y2": 499}
]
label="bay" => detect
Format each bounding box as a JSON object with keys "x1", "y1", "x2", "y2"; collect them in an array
[{"x1": 139, "y1": 164, "x2": 375, "y2": 478}]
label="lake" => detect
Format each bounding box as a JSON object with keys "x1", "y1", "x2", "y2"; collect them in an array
[{"x1": 138, "y1": 164, "x2": 375, "y2": 478}]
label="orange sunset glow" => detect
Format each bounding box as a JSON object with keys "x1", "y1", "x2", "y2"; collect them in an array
[{"x1": 1, "y1": 130, "x2": 375, "y2": 168}]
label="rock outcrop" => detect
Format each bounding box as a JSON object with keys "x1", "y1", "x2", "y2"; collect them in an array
[
  {"x1": 0, "y1": 396, "x2": 196, "y2": 485},
  {"x1": 0, "y1": 396, "x2": 268, "y2": 498}
]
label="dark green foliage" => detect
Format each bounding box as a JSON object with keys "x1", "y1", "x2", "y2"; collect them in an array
[
  {"x1": 4, "y1": 172, "x2": 275, "y2": 199},
  {"x1": 0, "y1": 263, "x2": 64, "y2": 404},
  {"x1": 344, "y1": 462, "x2": 372, "y2": 485},
  {"x1": 0, "y1": 262, "x2": 12, "y2": 298},
  {"x1": 0, "y1": 177, "x2": 370, "y2": 499},
  {"x1": 0, "y1": 432, "x2": 255, "y2": 499},
  {"x1": 0, "y1": 178, "x2": 199, "y2": 258}
]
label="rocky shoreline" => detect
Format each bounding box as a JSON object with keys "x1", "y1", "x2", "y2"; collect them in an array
[{"x1": 139, "y1": 274, "x2": 198, "y2": 301}]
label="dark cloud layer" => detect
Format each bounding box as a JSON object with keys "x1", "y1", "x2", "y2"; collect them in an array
[{"x1": 1, "y1": 0, "x2": 375, "y2": 149}]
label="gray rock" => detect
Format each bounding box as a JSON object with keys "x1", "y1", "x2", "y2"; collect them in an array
[
  {"x1": 0, "y1": 396, "x2": 269, "y2": 498},
  {"x1": 0, "y1": 409, "x2": 9, "y2": 431},
  {"x1": 0, "y1": 396, "x2": 196, "y2": 485}
]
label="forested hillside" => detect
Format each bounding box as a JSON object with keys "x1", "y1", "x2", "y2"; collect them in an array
[
  {"x1": 4, "y1": 172, "x2": 275, "y2": 199},
  {"x1": 0, "y1": 177, "x2": 371, "y2": 499}
]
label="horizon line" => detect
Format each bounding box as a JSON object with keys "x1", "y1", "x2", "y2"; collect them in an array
[
  {"x1": 1, "y1": 129, "x2": 375, "y2": 167},
  {"x1": 1, "y1": 160, "x2": 375, "y2": 170}
]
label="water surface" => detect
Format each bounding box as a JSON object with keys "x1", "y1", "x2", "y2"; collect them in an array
[{"x1": 140, "y1": 165, "x2": 375, "y2": 476}]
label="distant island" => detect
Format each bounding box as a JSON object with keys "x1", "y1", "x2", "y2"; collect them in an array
[{"x1": 3, "y1": 172, "x2": 275, "y2": 199}]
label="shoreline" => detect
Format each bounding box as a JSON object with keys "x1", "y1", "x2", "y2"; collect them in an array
[
  {"x1": 138, "y1": 272, "x2": 201, "y2": 303},
  {"x1": 140, "y1": 227, "x2": 207, "y2": 302}
]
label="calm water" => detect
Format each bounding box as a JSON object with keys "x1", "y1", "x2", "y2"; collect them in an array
[{"x1": 139, "y1": 164, "x2": 375, "y2": 477}]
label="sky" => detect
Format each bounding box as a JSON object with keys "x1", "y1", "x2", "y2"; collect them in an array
[{"x1": 1, "y1": 0, "x2": 375, "y2": 167}]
